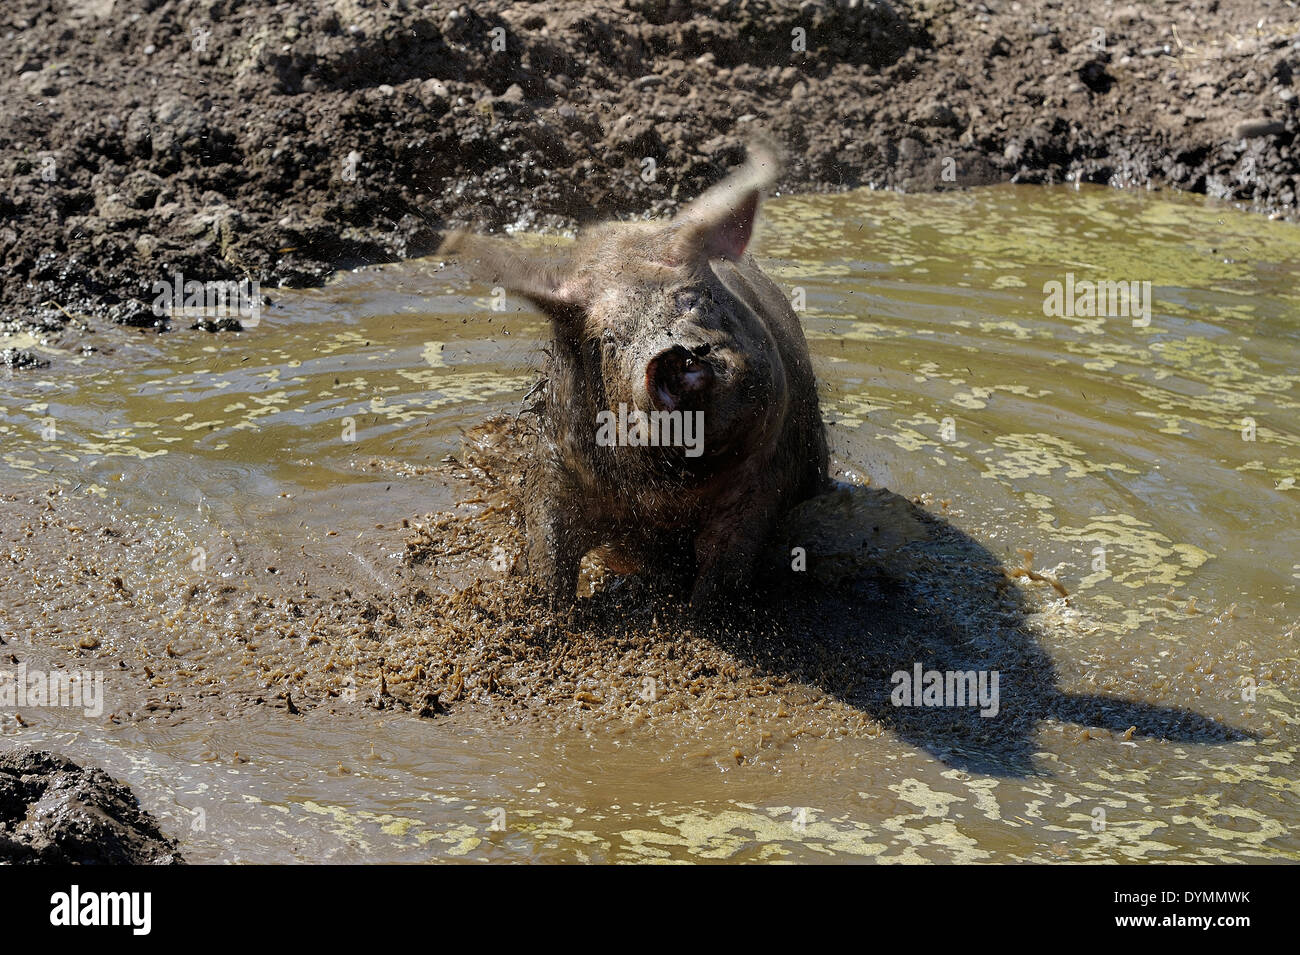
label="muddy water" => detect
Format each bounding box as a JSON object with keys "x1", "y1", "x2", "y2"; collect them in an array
[{"x1": 2, "y1": 185, "x2": 1298, "y2": 863}]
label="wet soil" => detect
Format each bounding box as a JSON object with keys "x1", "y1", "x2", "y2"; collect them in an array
[
  {"x1": 0, "y1": 747, "x2": 183, "y2": 863},
  {"x1": 2, "y1": 0, "x2": 1298, "y2": 366}
]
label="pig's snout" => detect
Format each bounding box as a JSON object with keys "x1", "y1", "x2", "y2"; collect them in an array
[{"x1": 646, "y1": 345, "x2": 715, "y2": 412}]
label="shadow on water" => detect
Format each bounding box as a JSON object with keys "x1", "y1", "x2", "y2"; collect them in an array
[{"x1": 698, "y1": 483, "x2": 1259, "y2": 777}]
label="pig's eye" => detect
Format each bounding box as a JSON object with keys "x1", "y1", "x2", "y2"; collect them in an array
[{"x1": 674, "y1": 289, "x2": 701, "y2": 312}]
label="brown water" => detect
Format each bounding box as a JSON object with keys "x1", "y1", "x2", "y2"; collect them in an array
[{"x1": 2, "y1": 184, "x2": 1297, "y2": 863}]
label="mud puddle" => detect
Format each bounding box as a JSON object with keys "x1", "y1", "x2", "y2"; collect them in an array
[{"x1": 1, "y1": 185, "x2": 1297, "y2": 863}]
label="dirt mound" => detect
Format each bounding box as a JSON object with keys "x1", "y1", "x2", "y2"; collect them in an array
[
  {"x1": 0, "y1": 747, "x2": 183, "y2": 864},
  {"x1": 1, "y1": 0, "x2": 1296, "y2": 367}
]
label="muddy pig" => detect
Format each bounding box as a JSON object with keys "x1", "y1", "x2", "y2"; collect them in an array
[{"x1": 440, "y1": 142, "x2": 828, "y2": 608}]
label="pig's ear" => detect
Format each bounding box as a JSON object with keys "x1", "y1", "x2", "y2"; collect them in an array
[
  {"x1": 439, "y1": 232, "x2": 585, "y2": 326},
  {"x1": 668, "y1": 140, "x2": 781, "y2": 265}
]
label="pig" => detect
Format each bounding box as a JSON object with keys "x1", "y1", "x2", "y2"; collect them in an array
[{"x1": 440, "y1": 142, "x2": 828, "y2": 608}]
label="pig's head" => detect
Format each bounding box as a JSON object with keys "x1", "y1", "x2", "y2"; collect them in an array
[{"x1": 441, "y1": 142, "x2": 788, "y2": 473}]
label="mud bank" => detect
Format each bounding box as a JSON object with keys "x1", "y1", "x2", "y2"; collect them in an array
[
  {"x1": 0, "y1": 747, "x2": 183, "y2": 863},
  {"x1": 2, "y1": 0, "x2": 1297, "y2": 363}
]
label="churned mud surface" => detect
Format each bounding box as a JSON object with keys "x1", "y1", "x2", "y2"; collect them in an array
[
  {"x1": 0, "y1": 747, "x2": 183, "y2": 863},
  {"x1": 0, "y1": 414, "x2": 1264, "y2": 780},
  {"x1": 2, "y1": 0, "x2": 1298, "y2": 362}
]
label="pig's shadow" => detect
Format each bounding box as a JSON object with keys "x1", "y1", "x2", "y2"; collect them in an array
[{"x1": 705, "y1": 483, "x2": 1255, "y2": 777}]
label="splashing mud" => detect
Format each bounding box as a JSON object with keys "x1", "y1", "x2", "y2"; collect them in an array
[{"x1": 1, "y1": 186, "x2": 1297, "y2": 862}]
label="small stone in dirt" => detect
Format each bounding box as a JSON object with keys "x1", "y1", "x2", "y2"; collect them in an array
[
  {"x1": 1233, "y1": 118, "x2": 1286, "y2": 139},
  {"x1": 916, "y1": 101, "x2": 962, "y2": 128}
]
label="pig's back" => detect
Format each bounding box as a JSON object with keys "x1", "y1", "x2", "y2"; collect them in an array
[
  {"x1": 713, "y1": 255, "x2": 829, "y2": 498},
  {"x1": 714, "y1": 255, "x2": 815, "y2": 382}
]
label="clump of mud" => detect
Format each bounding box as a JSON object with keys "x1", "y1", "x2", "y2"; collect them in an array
[{"x1": 0, "y1": 748, "x2": 183, "y2": 864}]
